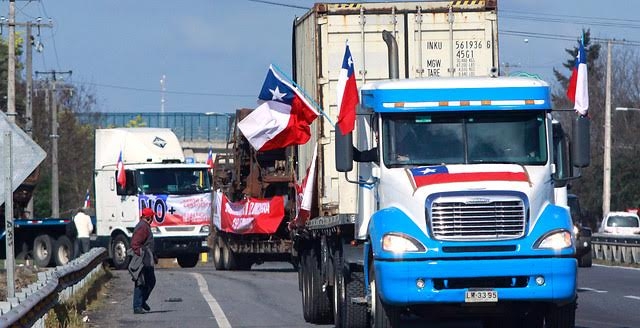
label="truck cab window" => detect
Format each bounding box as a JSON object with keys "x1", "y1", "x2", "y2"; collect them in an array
[{"x1": 116, "y1": 170, "x2": 137, "y2": 196}]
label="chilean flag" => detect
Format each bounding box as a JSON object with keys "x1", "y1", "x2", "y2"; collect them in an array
[
  {"x1": 237, "y1": 65, "x2": 319, "y2": 151},
  {"x1": 291, "y1": 143, "x2": 318, "y2": 229},
  {"x1": 336, "y1": 44, "x2": 359, "y2": 135},
  {"x1": 116, "y1": 150, "x2": 126, "y2": 188},
  {"x1": 566, "y1": 40, "x2": 588, "y2": 116},
  {"x1": 83, "y1": 189, "x2": 91, "y2": 208},
  {"x1": 407, "y1": 165, "x2": 529, "y2": 190},
  {"x1": 206, "y1": 147, "x2": 215, "y2": 169}
]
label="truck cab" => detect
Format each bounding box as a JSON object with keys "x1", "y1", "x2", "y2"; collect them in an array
[{"x1": 338, "y1": 76, "x2": 589, "y2": 326}]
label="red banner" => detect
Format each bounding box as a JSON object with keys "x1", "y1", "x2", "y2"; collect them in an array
[{"x1": 214, "y1": 191, "x2": 285, "y2": 234}]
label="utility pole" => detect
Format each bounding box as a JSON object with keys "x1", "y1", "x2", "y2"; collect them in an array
[
  {"x1": 603, "y1": 40, "x2": 613, "y2": 217},
  {"x1": 35, "y1": 70, "x2": 72, "y2": 218},
  {"x1": 6, "y1": 0, "x2": 16, "y2": 123}
]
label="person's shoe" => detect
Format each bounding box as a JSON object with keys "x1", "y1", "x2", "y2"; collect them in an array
[
  {"x1": 142, "y1": 303, "x2": 151, "y2": 311},
  {"x1": 133, "y1": 308, "x2": 145, "y2": 314}
]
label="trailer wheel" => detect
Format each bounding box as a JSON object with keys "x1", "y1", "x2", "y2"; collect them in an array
[
  {"x1": 222, "y1": 244, "x2": 236, "y2": 270},
  {"x1": 111, "y1": 234, "x2": 130, "y2": 270},
  {"x1": 33, "y1": 234, "x2": 54, "y2": 267},
  {"x1": 177, "y1": 254, "x2": 199, "y2": 268},
  {"x1": 212, "y1": 237, "x2": 225, "y2": 270},
  {"x1": 301, "y1": 249, "x2": 312, "y2": 321},
  {"x1": 54, "y1": 235, "x2": 73, "y2": 266},
  {"x1": 307, "y1": 247, "x2": 332, "y2": 324}
]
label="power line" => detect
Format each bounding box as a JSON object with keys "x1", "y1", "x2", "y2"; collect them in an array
[
  {"x1": 501, "y1": 30, "x2": 640, "y2": 47},
  {"x1": 246, "y1": 0, "x2": 310, "y2": 10},
  {"x1": 501, "y1": 9, "x2": 640, "y2": 25},
  {"x1": 77, "y1": 81, "x2": 256, "y2": 98}
]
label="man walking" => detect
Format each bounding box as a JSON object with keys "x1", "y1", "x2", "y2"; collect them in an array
[
  {"x1": 73, "y1": 207, "x2": 93, "y2": 258},
  {"x1": 130, "y1": 207, "x2": 157, "y2": 314}
]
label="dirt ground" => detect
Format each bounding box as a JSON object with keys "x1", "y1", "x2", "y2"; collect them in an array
[{"x1": 0, "y1": 263, "x2": 45, "y2": 300}]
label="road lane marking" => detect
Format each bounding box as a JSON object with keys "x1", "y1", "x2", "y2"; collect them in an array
[
  {"x1": 593, "y1": 264, "x2": 640, "y2": 271},
  {"x1": 578, "y1": 287, "x2": 608, "y2": 293},
  {"x1": 624, "y1": 295, "x2": 640, "y2": 301},
  {"x1": 192, "y1": 272, "x2": 232, "y2": 328}
]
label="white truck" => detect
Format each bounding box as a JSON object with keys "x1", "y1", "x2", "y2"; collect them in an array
[
  {"x1": 291, "y1": 2, "x2": 590, "y2": 327},
  {"x1": 93, "y1": 128, "x2": 212, "y2": 269}
]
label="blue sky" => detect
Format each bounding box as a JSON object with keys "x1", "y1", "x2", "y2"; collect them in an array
[{"x1": 8, "y1": 0, "x2": 639, "y2": 115}]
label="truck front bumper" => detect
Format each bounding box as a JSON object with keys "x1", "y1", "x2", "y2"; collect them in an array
[
  {"x1": 374, "y1": 257, "x2": 576, "y2": 305},
  {"x1": 155, "y1": 236, "x2": 209, "y2": 258}
]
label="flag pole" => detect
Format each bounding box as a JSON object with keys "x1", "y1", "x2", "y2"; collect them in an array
[{"x1": 271, "y1": 64, "x2": 335, "y2": 127}]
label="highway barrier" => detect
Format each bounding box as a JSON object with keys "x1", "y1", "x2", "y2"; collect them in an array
[
  {"x1": 0, "y1": 247, "x2": 107, "y2": 328},
  {"x1": 592, "y1": 233, "x2": 640, "y2": 265}
]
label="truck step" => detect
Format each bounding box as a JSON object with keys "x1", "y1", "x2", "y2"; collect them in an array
[{"x1": 350, "y1": 296, "x2": 368, "y2": 304}]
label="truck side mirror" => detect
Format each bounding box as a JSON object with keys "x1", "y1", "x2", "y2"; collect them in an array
[
  {"x1": 335, "y1": 131, "x2": 353, "y2": 172},
  {"x1": 572, "y1": 116, "x2": 590, "y2": 168}
]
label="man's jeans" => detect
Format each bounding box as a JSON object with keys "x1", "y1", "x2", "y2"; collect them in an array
[
  {"x1": 74, "y1": 238, "x2": 90, "y2": 258},
  {"x1": 133, "y1": 266, "x2": 156, "y2": 310}
]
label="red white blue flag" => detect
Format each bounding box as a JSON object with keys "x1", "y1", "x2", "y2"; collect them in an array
[
  {"x1": 237, "y1": 65, "x2": 319, "y2": 151},
  {"x1": 291, "y1": 143, "x2": 318, "y2": 229},
  {"x1": 336, "y1": 44, "x2": 359, "y2": 135},
  {"x1": 566, "y1": 40, "x2": 588, "y2": 116},
  {"x1": 116, "y1": 150, "x2": 126, "y2": 188},
  {"x1": 206, "y1": 147, "x2": 215, "y2": 169},
  {"x1": 83, "y1": 189, "x2": 91, "y2": 208},
  {"x1": 407, "y1": 165, "x2": 529, "y2": 190}
]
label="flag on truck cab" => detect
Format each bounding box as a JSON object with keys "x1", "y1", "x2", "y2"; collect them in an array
[
  {"x1": 206, "y1": 146, "x2": 215, "y2": 169},
  {"x1": 336, "y1": 44, "x2": 359, "y2": 135},
  {"x1": 566, "y1": 39, "x2": 588, "y2": 116},
  {"x1": 291, "y1": 143, "x2": 318, "y2": 229},
  {"x1": 407, "y1": 164, "x2": 529, "y2": 191},
  {"x1": 83, "y1": 189, "x2": 91, "y2": 208},
  {"x1": 237, "y1": 65, "x2": 319, "y2": 151},
  {"x1": 116, "y1": 150, "x2": 126, "y2": 188}
]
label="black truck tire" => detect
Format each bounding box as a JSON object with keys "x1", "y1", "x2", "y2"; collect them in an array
[
  {"x1": 177, "y1": 253, "x2": 199, "y2": 268},
  {"x1": 53, "y1": 235, "x2": 73, "y2": 266},
  {"x1": 222, "y1": 244, "x2": 236, "y2": 270},
  {"x1": 212, "y1": 237, "x2": 225, "y2": 270},
  {"x1": 307, "y1": 247, "x2": 332, "y2": 324},
  {"x1": 545, "y1": 301, "x2": 576, "y2": 328},
  {"x1": 370, "y1": 269, "x2": 400, "y2": 328},
  {"x1": 337, "y1": 270, "x2": 369, "y2": 328},
  {"x1": 578, "y1": 251, "x2": 592, "y2": 268},
  {"x1": 301, "y1": 250, "x2": 312, "y2": 322},
  {"x1": 33, "y1": 234, "x2": 54, "y2": 267},
  {"x1": 111, "y1": 234, "x2": 130, "y2": 270}
]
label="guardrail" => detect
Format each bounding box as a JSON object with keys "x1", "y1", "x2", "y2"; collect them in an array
[
  {"x1": 0, "y1": 247, "x2": 108, "y2": 328},
  {"x1": 591, "y1": 233, "x2": 640, "y2": 265}
]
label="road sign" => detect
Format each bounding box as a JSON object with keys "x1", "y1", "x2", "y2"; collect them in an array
[{"x1": 0, "y1": 111, "x2": 46, "y2": 207}]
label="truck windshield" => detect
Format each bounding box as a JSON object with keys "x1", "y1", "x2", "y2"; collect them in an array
[
  {"x1": 382, "y1": 111, "x2": 547, "y2": 167},
  {"x1": 137, "y1": 168, "x2": 212, "y2": 195}
]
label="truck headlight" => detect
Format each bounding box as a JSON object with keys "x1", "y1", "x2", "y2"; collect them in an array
[
  {"x1": 200, "y1": 225, "x2": 210, "y2": 234},
  {"x1": 151, "y1": 226, "x2": 161, "y2": 234},
  {"x1": 535, "y1": 230, "x2": 572, "y2": 250},
  {"x1": 382, "y1": 233, "x2": 426, "y2": 253}
]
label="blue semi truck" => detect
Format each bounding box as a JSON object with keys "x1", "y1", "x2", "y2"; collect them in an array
[{"x1": 291, "y1": 2, "x2": 590, "y2": 327}]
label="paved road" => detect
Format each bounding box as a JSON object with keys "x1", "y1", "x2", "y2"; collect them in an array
[{"x1": 85, "y1": 262, "x2": 640, "y2": 328}]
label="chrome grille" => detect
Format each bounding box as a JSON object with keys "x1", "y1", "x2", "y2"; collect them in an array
[{"x1": 430, "y1": 197, "x2": 526, "y2": 241}]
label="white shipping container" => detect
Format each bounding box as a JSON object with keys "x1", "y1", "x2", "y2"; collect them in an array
[{"x1": 293, "y1": 1, "x2": 498, "y2": 215}]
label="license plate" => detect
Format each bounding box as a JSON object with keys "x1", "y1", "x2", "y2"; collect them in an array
[{"x1": 465, "y1": 289, "x2": 498, "y2": 303}]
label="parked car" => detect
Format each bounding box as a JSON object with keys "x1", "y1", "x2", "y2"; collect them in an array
[
  {"x1": 567, "y1": 194, "x2": 592, "y2": 267},
  {"x1": 599, "y1": 211, "x2": 640, "y2": 235}
]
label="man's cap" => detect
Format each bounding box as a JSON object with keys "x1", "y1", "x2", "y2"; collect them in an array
[{"x1": 141, "y1": 208, "x2": 155, "y2": 218}]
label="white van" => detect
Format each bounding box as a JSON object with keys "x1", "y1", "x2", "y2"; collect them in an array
[{"x1": 600, "y1": 211, "x2": 640, "y2": 235}]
